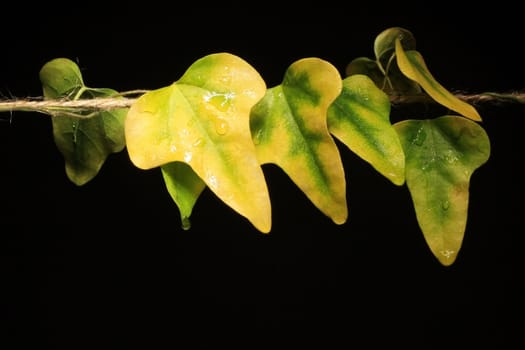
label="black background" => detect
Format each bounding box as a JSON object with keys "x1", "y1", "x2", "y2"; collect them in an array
[{"x1": 1, "y1": 3, "x2": 521, "y2": 348}]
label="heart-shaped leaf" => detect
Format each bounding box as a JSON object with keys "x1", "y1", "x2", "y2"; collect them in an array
[
  {"x1": 39, "y1": 58, "x2": 127, "y2": 186},
  {"x1": 395, "y1": 38, "x2": 482, "y2": 121},
  {"x1": 125, "y1": 52, "x2": 271, "y2": 233},
  {"x1": 394, "y1": 115, "x2": 490, "y2": 265},
  {"x1": 328, "y1": 74, "x2": 405, "y2": 186},
  {"x1": 250, "y1": 57, "x2": 347, "y2": 224}
]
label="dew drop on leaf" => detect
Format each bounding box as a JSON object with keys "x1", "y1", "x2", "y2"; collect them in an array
[
  {"x1": 192, "y1": 138, "x2": 204, "y2": 147},
  {"x1": 412, "y1": 127, "x2": 426, "y2": 146},
  {"x1": 181, "y1": 217, "x2": 191, "y2": 230},
  {"x1": 215, "y1": 120, "x2": 229, "y2": 135}
]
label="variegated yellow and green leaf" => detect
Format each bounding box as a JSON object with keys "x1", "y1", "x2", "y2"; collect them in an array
[
  {"x1": 39, "y1": 58, "x2": 127, "y2": 186},
  {"x1": 161, "y1": 161, "x2": 207, "y2": 230},
  {"x1": 394, "y1": 115, "x2": 490, "y2": 265},
  {"x1": 327, "y1": 74, "x2": 405, "y2": 186},
  {"x1": 395, "y1": 38, "x2": 482, "y2": 121},
  {"x1": 250, "y1": 57, "x2": 347, "y2": 224},
  {"x1": 125, "y1": 52, "x2": 272, "y2": 233}
]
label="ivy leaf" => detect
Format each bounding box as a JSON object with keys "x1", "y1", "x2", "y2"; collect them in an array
[
  {"x1": 39, "y1": 58, "x2": 127, "y2": 186},
  {"x1": 374, "y1": 26, "x2": 416, "y2": 74},
  {"x1": 345, "y1": 27, "x2": 421, "y2": 95},
  {"x1": 161, "y1": 162, "x2": 206, "y2": 230},
  {"x1": 40, "y1": 57, "x2": 84, "y2": 98},
  {"x1": 125, "y1": 52, "x2": 271, "y2": 233},
  {"x1": 250, "y1": 57, "x2": 347, "y2": 224},
  {"x1": 328, "y1": 74, "x2": 405, "y2": 186},
  {"x1": 394, "y1": 116, "x2": 490, "y2": 265},
  {"x1": 395, "y1": 38, "x2": 482, "y2": 121}
]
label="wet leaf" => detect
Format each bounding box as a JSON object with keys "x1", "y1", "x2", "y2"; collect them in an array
[
  {"x1": 161, "y1": 162, "x2": 206, "y2": 230},
  {"x1": 328, "y1": 74, "x2": 405, "y2": 186},
  {"x1": 395, "y1": 38, "x2": 482, "y2": 121},
  {"x1": 39, "y1": 58, "x2": 127, "y2": 186},
  {"x1": 250, "y1": 57, "x2": 347, "y2": 224},
  {"x1": 125, "y1": 52, "x2": 271, "y2": 232},
  {"x1": 394, "y1": 115, "x2": 490, "y2": 265}
]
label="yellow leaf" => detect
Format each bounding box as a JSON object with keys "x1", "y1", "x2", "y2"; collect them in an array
[
  {"x1": 250, "y1": 57, "x2": 347, "y2": 224},
  {"x1": 395, "y1": 38, "x2": 482, "y2": 122},
  {"x1": 125, "y1": 53, "x2": 271, "y2": 232}
]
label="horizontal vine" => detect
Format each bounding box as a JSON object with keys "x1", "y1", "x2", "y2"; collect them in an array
[{"x1": 1, "y1": 90, "x2": 523, "y2": 118}]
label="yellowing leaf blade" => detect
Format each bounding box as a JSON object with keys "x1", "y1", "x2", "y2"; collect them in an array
[
  {"x1": 125, "y1": 53, "x2": 271, "y2": 232},
  {"x1": 328, "y1": 74, "x2": 405, "y2": 186},
  {"x1": 394, "y1": 116, "x2": 490, "y2": 265},
  {"x1": 395, "y1": 38, "x2": 482, "y2": 121},
  {"x1": 250, "y1": 57, "x2": 347, "y2": 224}
]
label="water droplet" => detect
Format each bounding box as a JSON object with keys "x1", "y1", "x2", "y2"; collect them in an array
[
  {"x1": 443, "y1": 149, "x2": 459, "y2": 164},
  {"x1": 192, "y1": 138, "x2": 204, "y2": 147},
  {"x1": 208, "y1": 174, "x2": 218, "y2": 189},
  {"x1": 253, "y1": 129, "x2": 263, "y2": 145},
  {"x1": 71, "y1": 120, "x2": 78, "y2": 143},
  {"x1": 204, "y1": 91, "x2": 235, "y2": 112},
  {"x1": 440, "y1": 249, "x2": 455, "y2": 259},
  {"x1": 184, "y1": 151, "x2": 192, "y2": 162},
  {"x1": 413, "y1": 127, "x2": 426, "y2": 146},
  {"x1": 215, "y1": 120, "x2": 229, "y2": 135},
  {"x1": 441, "y1": 200, "x2": 450, "y2": 211},
  {"x1": 181, "y1": 217, "x2": 191, "y2": 230},
  {"x1": 357, "y1": 87, "x2": 369, "y2": 101},
  {"x1": 170, "y1": 144, "x2": 177, "y2": 153}
]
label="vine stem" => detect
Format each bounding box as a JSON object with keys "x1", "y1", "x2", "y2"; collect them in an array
[{"x1": 0, "y1": 91, "x2": 523, "y2": 119}]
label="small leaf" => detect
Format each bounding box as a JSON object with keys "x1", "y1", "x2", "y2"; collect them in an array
[
  {"x1": 394, "y1": 115, "x2": 490, "y2": 265},
  {"x1": 250, "y1": 57, "x2": 347, "y2": 224},
  {"x1": 161, "y1": 162, "x2": 206, "y2": 230},
  {"x1": 125, "y1": 52, "x2": 271, "y2": 233},
  {"x1": 374, "y1": 26, "x2": 416, "y2": 73},
  {"x1": 346, "y1": 56, "x2": 421, "y2": 96},
  {"x1": 328, "y1": 74, "x2": 405, "y2": 186},
  {"x1": 39, "y1": 58, "x2": 127, "y2": 186},
  {"x1": 395, "y1": 38, "x2": 482, "y2": 121},
  {"x1": 39, "y1": 57, "x2": 84, "y2": 98},
  {"x1": 345, "y1": 57, "x2": 385, "y2": 82}
]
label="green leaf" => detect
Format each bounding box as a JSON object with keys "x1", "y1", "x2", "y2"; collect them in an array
[
  {"x1": 395, "y1": 38, "x2": 482, "y2": 121},
  {"x1": 328, "y1": 74, "x2": 405, "y2": 186},
  {"x1": 345, "y1": 56, "x2": 387, "y2": 89},
  {"x1": 374, "y1": 26, "x2": 416, "y2": 74},
  {"x1": 250, "y1": 57, "x2": 347, "y2": 224},
  {"x1": 125, "y1": 52, "x2": 271, "y2": 233},
  {"x1": 39, "y1": 57, "x2": 84, "y2": 98},
  {"x1": 394, "y1": 115, "x2": 490, "y2": 265},
  {"x1": 161, "y1": 162, "x2": 206, "y2": 230},
  {"x1": 346, "y1": 28, "x2": 421, "y2": 95},
  {"x1": 39, "y1": 58, "x2": 127, "y2": 186}
]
